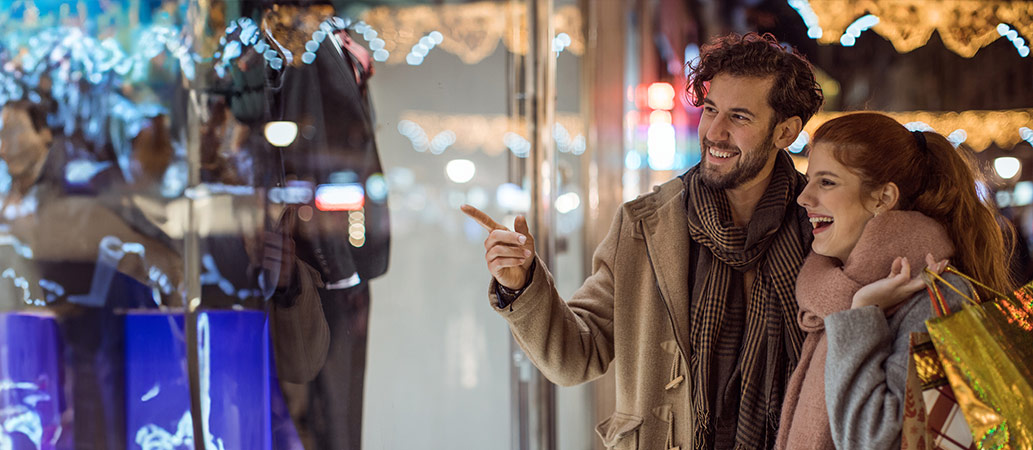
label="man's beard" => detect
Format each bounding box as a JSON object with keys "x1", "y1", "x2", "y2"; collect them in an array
[{"x1": 700, "y1": 130, "x2": 777, "y2": 190}]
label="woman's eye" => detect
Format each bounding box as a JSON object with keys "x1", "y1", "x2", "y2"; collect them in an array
[{"x1": 820, "y1": 179, "x2": 835, "y2": 187}]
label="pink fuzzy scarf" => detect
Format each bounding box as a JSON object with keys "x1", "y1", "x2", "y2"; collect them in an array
[{"x1": 774, "y1": 210, "x2": 954, "y2": 449}]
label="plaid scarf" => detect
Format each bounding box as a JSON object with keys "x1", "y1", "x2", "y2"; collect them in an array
[{"x1": 684, "y1": 150, "x2": 810, "y2": 449}]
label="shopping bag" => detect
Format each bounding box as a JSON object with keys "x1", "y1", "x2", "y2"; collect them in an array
[
  {"x1": 923, "y1": 268, "x2": 1033, "y2": 449},
  {"x1": 902, "y1": 331, "x2": 975, "y2": 450}
]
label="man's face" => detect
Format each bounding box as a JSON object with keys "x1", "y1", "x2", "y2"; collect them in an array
[{"x1": 697, "y1": 73, "x2": 780, "y2": 190}]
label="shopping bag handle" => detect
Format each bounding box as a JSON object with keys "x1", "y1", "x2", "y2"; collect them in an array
[
  {"x1": 923, "y1": 266, "x2": 980, "y2": 315},
  {"x1": 943, "y1": 266, "x2": 1009, "y2": 299}
]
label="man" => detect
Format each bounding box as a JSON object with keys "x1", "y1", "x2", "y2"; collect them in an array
[{"x1": 463, "y1": 32, "x2": 823, "y2": 449}]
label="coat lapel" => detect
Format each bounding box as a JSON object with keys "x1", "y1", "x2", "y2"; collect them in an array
[{"x1": 641, "y1": 190, "x2": 693, "y2": 359}]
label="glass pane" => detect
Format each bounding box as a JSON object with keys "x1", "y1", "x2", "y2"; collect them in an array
[
  {"x1": 195, "y1": 1, "x2": 528, "y2": 448},
  {"x1": 551, "y1": 1, "x2": 594, "y2": 449},
  {"x1": 0, "y1": 1, "x2": 191, "y2": 448},
  {"x1": 358, "y1": 2, "x2": 520, "y2": 447}
]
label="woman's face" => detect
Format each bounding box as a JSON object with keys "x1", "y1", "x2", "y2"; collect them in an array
[{"x1": 797, "y1": 143, "x2": 882, "y2": 262}]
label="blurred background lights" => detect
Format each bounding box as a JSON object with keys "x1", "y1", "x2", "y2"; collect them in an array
[
  {"x1": 329, "y1": 170, "x2": 359, "y2": 184},
  {"x1": 999, "y1": 23, "x2": 1031, "y2": 57},
  {"x1": 445, "y1": 159, "x2": 476, "y2": 183},
  {"x1": 647, "y1": 82, "x2": 675, "y2": 110},
  {"x1": 904, "y1": 121, "x2": 935, "y2": 132},
  {"x1": 1020, "y1": 127, "x2": 1033, "y2": 146},
  {"x1": 789, "y1": 0, "x2": 823, "y2": 39},
  {"x1": 407, "y1": 31, "x2": 443, "y2": 66},
  {"x1": 554, "y1": 123, "x2": 572, "y2": 152},
  {"x1": 366, "y1": 173, "x2": 389, "y2": 203},
  {"x1": 649, "y1": 110, "x2": 672, "y2": 125},
  {"x1": 429, "y1": 130, "x2": 457, "y2": 154},
  {"x1": 315, "y1": 183, "x2": 365, "y2": 211},
  {"x1": 268, "y1": 186, "x2": 313, "y2": 204},
  {"x1": 947, "y1": 129, "x2": 968, "y2": 147},
  {"x1": 264, "y1": 121, "x2": 298, "y2": 147},
  {"x1": 398, "y1": 119, "x2": 430, "y2": 152},
  {"x1": 625, "y1": 151, "x2": 643, "y2": 170},
  {"x1": 503, "y1": 132, "x2": 532, "y2": 158},
  {"x1": 496, "y1": 183, "x2": 531, "y2": 212},
  {"x1": 553, "y1": 32, "x2": 572, "y2": 54},
  {"x1": 354, "y1": 22, "x2": 390, "y2": 62},
  {"x1": 349, "y1": 209, "x2": 366, "y2": 247},
  {"x1": 788, "y1": 130, "x2": 809, "y2": 153},
  {"x1": 555, "y1": 192, "x2": 581, "y2": 214},
  {"x1": 995, "y1": 156, "x2": 1021, "y2": 179},
  {"x1": 406, "y1": 53, "x2": 424, "y2": 65},
  {"x1": 839, "y1": 15, "x2": 879, "y2": 47},
  {"x1": 1013, "y1": 181, "x2": 1033, "y2": 206},
  {"x1": 429, "y1": 130, "x2": 458, "y2": 154},
  {"x1": 647, "y1": 123, "x2": 676, "y2": 171},
  {"x1": 570, "y1": 135, "x2": 586, "y2": 155},
  {"x1": 997, "y1": 190, "x2": 1012, "y2": 208},
  {"x1": 551, "y1": 123, "x2": 586, "y2": 154},
  {"x1": 683, "y1": 43, "x2": 700, "y2": 78}
]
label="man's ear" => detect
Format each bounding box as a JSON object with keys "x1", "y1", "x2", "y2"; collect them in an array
[
  {"x1": 873, "y1": 182, "x2": 900, "y2": 212},
  {"x1": 772, "y1": 116, "x2": 803, "y2": 150}
]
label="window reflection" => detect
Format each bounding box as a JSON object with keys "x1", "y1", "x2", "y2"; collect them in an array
[{"x1": 0, "y1": 1, "x2": 593, "y2": 448}]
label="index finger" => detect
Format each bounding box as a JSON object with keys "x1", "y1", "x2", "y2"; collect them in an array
[{"x1": 461, "y1": 204, "x2": 507, "y2": 231}]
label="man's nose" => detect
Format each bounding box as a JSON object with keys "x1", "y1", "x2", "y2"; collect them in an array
[{"x1": 705, "y1": 115, "x2": 729, "y2": 142}]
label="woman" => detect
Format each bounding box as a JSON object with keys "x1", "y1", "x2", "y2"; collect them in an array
[{"x1": 775, "y1": 112, "x2": 1013, "y2": 449}]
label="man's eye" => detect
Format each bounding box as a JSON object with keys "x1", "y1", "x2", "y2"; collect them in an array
[{"x1": 703, "y1": 106, "x2": 717, "y2": 114}]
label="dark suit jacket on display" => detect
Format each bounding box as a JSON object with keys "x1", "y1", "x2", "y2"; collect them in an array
[{"x1": 267, "y1": 22, "x2": 390, "y2": 288}]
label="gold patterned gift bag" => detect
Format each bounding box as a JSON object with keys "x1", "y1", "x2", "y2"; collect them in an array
[
  {"x1": 923, "y1": 268, "x2": 1033, "y2": 450},
  {"x1": 903, "y1": 331, "x2": 976, "y2": 450}
]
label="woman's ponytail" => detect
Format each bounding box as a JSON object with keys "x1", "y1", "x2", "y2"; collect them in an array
[{"x1": 910, "y1": 131, "x2": 1014, "y2": 297}]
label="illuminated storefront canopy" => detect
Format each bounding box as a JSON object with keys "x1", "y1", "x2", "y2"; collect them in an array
[{"x1": 791, "y1": 0, "x2": 1033, "y2": 57}]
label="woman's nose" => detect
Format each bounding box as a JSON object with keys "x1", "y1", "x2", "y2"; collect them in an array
[{"x1": 797, "y1": 183, "x2": 814, "y2": 207}]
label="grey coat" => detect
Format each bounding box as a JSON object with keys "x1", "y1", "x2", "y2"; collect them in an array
[{"x1": 824, "y1": 272, "x2": 970, "y2": 449}]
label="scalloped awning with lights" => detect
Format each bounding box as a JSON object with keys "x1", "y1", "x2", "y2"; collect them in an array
[
  {"x1": 359, "y1": 2, "x2": 583, "y2": 65},
  {"x1": 801, "y1": 109, "x2": 1033, "y2": 151},
  {"x1": 792, "y1": 0, "x2": 1033, "y2": 57}
]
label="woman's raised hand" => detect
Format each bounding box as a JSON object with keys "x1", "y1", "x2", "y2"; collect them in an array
[{"x1": 851, "y1": 253, "x2": 949, "y2": 311}]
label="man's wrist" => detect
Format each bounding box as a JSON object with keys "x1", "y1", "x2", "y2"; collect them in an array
[{"x1": 495, "y1": 259, "x2": 537, "y2": 307}]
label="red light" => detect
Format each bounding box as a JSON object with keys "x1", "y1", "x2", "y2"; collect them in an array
[
  {"x1": 315, "y1": 183, "x2": 365, "y2": 211},
  {"x1": 635, "y1": 84, "x2": 650, "y2": 110}
]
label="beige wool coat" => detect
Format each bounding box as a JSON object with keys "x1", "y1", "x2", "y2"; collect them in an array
[{"x1": 490, "y1": 177, "x2": 699, "y2": 450}]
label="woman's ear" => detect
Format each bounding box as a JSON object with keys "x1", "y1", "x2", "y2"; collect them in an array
[{"x1": 873, "y1": 182, "x2": 900, "y2": 212}]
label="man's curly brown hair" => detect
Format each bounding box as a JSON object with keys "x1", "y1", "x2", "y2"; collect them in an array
[{"x1": 687, "y1": 32, "x2": 824, "y2": 127}]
